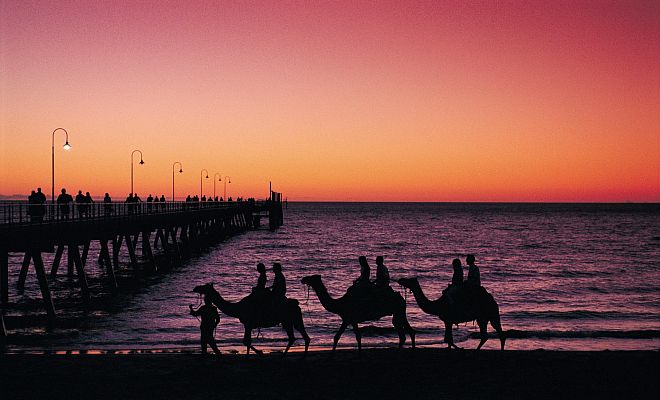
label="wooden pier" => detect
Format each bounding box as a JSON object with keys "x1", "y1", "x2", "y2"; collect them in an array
[{"x1": 0, "y1": 195, "x2": 283, "y2": 336}]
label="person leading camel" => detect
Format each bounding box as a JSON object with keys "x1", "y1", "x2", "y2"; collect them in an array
[{"x1": 189, "y1": 296, "x2": 221, "y2": 355}]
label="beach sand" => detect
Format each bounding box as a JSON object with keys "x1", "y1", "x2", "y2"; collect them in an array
[{"x1": 1, "y1": 349, "x2": 657, "y2": 399}]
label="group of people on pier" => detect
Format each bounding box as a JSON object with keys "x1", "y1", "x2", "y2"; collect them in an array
[{"x1": 23, "y1": 188, "x2": 256, "y2": 222}]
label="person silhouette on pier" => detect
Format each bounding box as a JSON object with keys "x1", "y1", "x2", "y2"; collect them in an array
[
  {"x1": 30, "y1": 187, "x2": 47, "y2": 222},
  {"x1": 146, "y1": 194, "x2": 153, "y2": 212},
  {"x1": 103, "y1": 193, "x2": 112, "y2": 216},
  {"x1": 56, "y1": 188, "x2": 73, "y2": 219},
  {"x1": 28, "y1": 190, "x2": 37, "y2": 222},
  {"x1": 189, "y1": 296, "x2": 221, "y2": 356},
  {"x1": 84, "y1": 192, "x2": 93, "y2": 216},
  {"x1": 375, "y1": 256, "x2": 390, "y2": 288},
  {"x1": 270, "y1": 263, "x2": 286, "y2": 298},
  {"x1": 75, "y1": 190, "x2": 86, "y2": 218},
  {"x1": 466, "y1": 254, "x2": 480, "y2": 286}
]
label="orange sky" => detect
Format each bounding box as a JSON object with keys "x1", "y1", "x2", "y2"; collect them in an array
[{"x1": 1, "y1": 1, "x2": 659, "y2": 201}]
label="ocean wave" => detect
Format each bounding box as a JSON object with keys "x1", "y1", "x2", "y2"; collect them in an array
[
  {"x1": 505, "y1": 310, "x2": 660, "y2": 320},
  {"x1": 485, "y1": 329, "x2": 660, "y2": 340}
]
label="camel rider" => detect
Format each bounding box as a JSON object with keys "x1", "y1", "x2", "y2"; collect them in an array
[
  {"x1": 466, "y1": 254, "x2": 480, "y2": 286},
  {"x1": 353, "y1": 256, "x2": 371, "y2": 287},
  {"x1": 189, "y1": 296, "x2": 221, "y2": 355},
  {"x1": 255, "y1": 263, "x2": 267, "y2": 291},
  {"x1": 271, "y1": 262, "x2": 286, "y2": 298},
  {"x1": 375, "y1": 256, "x2": 390, "y2": 287},
  {"x1": 451, "y1": 258, "x2": 464, "y2": 286}
]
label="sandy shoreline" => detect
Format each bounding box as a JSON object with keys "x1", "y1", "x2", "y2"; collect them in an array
[{"x1": 1, "y1": 349, "x2": 658, "y2": 399}]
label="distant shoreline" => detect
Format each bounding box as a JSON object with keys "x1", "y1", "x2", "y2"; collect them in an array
[{"x1": 1, "y1": 349, "x2": 657, "y2": 399}]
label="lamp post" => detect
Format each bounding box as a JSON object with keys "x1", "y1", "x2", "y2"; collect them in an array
[
  {"x1": 213, "y1": 173, "x2": 222, "y2": 199},
  {"x1": 172, "y1": 162, "x2": 183, "y2": 201},
  {"x1": 223, "y1": 176, "x2": 231, "y2": 200},
  {"x1": 51, "y1": 128, "x2": 72, "y2": 203},
  {"x1": 200, "y1": 169, "x2": 209, "y2": 199},
  {"x1": 130, "y1": 150, "x2": 144, "y2": 195}
]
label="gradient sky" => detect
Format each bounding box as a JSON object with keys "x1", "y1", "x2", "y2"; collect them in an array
[{"x1": 1, "y1": 0, "x2": 658, "y2": 201}]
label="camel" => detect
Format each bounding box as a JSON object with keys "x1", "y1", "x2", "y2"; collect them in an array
[
  {"x1": 300, "y1": 275, "x2": 415, "y2": 351},
  {"x1": 193, "y1": 283, "x2": 310, "y2": 355},
  {"x1": 397, "y1": 278, "x2": 505, "y2": 350}
]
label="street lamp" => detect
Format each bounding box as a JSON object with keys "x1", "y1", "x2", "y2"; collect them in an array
[
  {"x1": 223, "y1": 176, "x2": 231, "y2": 200},
  {"x1": 172, "y1": 162, "x2": 183, "y2": 201},
  {"x1": 51, "y1": 128, "x2": 72, "y2": 203},
  {"x1": 213, "y1": 173, "x2": 222, "y2": 199},
  {"x1": 200, "y1": 169, "x2": 209, "y2": 199},
  {"x1": 130, "y1": 149, "x2": 144, "y2": 195}
]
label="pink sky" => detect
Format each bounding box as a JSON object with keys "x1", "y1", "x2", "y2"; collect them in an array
[{"x1": 1, "y1": 1, "x2": 659, "y2": 201}]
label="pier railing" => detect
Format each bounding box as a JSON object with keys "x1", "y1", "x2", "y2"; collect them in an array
[{"x1": 0, "y1": 200, "x2": 262, "y2": 226}]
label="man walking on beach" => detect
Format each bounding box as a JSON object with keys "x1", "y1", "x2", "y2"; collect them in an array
[{"x1": 190, "y1": 297, "x2": 221, "y2": 356}]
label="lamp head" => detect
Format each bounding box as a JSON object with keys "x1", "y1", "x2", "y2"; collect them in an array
[
  {"x1": 63, "y1": 141, "x2": 71, "y2": 150},
  {"x1": 139, "y1": 159, "x2": 144, "y2": 165},
  {"x1": 205, "y1": 175, "x2": 209, "y2": 179},
  {"x1": 179, "y1": 169, "x2": 183, "y2": 173}
]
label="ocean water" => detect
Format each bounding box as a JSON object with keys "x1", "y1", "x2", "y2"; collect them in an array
[{"x1": 3, "y1": 202, "x2": 660, "y2": 352}]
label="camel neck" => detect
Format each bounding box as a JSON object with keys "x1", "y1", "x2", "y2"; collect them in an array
[
  {"x1": 409, "y1": 283, "x2": 438, "y2": 316},
  {"x1": 311, "y1": 280, "x2": 340, "y2": 314},
  {"x1": 208, "y1": 290, "x2": 241, "y2": 318}
]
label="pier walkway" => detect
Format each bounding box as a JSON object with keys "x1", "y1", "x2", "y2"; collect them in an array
[{"x1": 0, "y1": 196, "x2": 283, "y2": 336}]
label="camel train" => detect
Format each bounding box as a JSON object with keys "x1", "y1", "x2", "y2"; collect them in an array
[{"x1": 192, "y1": 256, "x2": 505, "y2": 355}]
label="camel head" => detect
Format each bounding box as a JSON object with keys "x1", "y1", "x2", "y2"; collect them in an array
[
  {"x1": 301, "y1": 275, "x2": 322, "y2": 287},
  {"x1": 397, "y1": 277, "x2": 420, "y2": 290},
  {"x1": 193, "y1": 283, "x2": 214, "y2": 295}
]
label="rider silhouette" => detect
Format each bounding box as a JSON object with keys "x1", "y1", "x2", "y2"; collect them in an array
[
  {"x1": 189, "y1": 296, "x2": 221, "y2": 355},
  {"x1": 375, "y1": 256, "x2": 390, "y2": 287},
  {"x1": 271, "y1": 263, "x2": 286, "y2": 297},
  {"x1": 451, "y1": 258, "x2": 464, "y2": 286},
  {"x1": 353, "y1": 256, "x2": 371, "y2": 287},
  {"x1": 255, "y1": 263, "x2": 267, "y2": 291},
  {"x1": 466, "y1": 255, "x2": 480, "y2": 286}
]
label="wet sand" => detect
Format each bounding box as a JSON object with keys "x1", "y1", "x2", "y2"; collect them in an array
[{"x1": 0, "y1": 349, "x2": 657, "y2": 399}]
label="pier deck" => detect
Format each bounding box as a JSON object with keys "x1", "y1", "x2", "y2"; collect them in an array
[{"x1": 0, "y1": 197, "x2": 283, "y2": 335}]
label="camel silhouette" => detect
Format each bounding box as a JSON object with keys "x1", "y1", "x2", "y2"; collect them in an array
[
  {"x1": 193, "y1": 283, "x2": 310, "y2": 355},
  {"x1": 301, "y1": 275, "x2": 415, "y2": 351},
  {"x1": 397, "y1": 277, "x2": 505, "y2": 350}
]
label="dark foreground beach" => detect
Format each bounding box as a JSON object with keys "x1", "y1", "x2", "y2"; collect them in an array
[{"x1": 1, "y1": 349, "x2": 657, "y2": 399}]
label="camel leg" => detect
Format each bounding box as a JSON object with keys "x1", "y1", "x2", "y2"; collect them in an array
[
  {"x1": 404, "y1": 317, "x2": 416, "y2": 349},
  {"x1": 332, "y1": 321, "x2": 348, "y2": 352},
  {"x1": 293, "y1": 313, "x2": 311, "y2": 356},
  {"x1": 444, "y1": 321, "x2": 461, "y2": 349},
  {"x1": 282, "y1": 322, "x2": 295, "y2": 355},
  {"x1": 490, "y1": 315, "x2": 506, "y2": 350},
  {"x1": 477, "y1": 319, "x2": 489, "y2": 350},
  {"x1": 243, "y1": 327, "x2": 263, "y2": 356},
  {"x1": 352, "y1": 323, "x2": 362, "y2": 352},
  {"x1": 392, "y1": 315, "x2": 406, "y2": 349}
]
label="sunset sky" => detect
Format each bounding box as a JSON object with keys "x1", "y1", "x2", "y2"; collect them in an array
[{"x1": 1, "y1": 0, "x2": 658, "y2": 201}]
